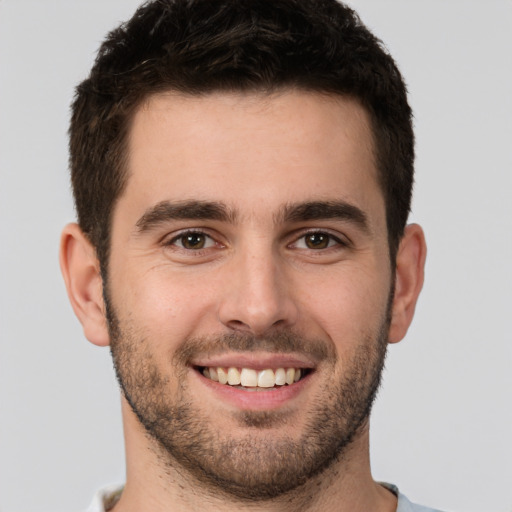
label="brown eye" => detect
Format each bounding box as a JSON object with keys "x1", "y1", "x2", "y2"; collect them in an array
[
  {"x1": 304, "y1": 233, "x2": 331, "y2": 249},
  {"x1": 171, "y1": 232, "x2": 215, "y2": 250},
  {"x1": 181, "y1": 233, "x2": 206, "y2": 249}
]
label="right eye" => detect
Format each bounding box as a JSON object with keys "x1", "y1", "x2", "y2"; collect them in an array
[{"x1": 167, "y1": 231, "x2": 216, "y2": 250}]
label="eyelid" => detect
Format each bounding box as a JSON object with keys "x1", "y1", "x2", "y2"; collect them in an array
[
  {"x1": 161, "y1": 227, "x2": 350, "y2": 251},
  {"x1": 288, "y1": 228, "x2": 351, "y2": 250},
  {"x1": 163, "y1": 228, "x2": 221, "y2": 250}
]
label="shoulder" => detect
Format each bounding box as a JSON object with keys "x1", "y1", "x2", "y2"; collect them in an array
[
  {"x1": 381, "y1": 483, "x2": 447, "y2": 512},
  {"x1": 397, "y1": 493, "x2": 446, "y2": 512},
  {"x1": 85, "y1": 485, "x2": 123, "y2": 512}
]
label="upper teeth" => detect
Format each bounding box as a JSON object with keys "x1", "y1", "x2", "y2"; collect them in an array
[{"x1": 202, "y1": 367, "x2": 303, "y2": 387}]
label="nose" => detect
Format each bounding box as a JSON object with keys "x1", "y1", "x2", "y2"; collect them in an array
[{"x1": 217, "y1": 246, "x2": 299, "y2": 336}]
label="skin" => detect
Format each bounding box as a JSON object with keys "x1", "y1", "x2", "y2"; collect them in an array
[{"x1": 60, "y1": 90, "x2": 426, "y2": 512}]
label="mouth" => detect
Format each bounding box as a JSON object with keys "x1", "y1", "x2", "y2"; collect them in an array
[
  {"x1": 190, "y1": 352, "x2": 317, "y2": 409},
  {"x1": 197, "y1": 365, "x2": 311, "y2": 390}
]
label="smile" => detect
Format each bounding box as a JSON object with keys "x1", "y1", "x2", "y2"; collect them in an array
[{"x1": 200, "y1": 366, "x2": 308, "y2": 389}]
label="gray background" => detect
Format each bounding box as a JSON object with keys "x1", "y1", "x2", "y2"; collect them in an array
[{"x1": 0, "y1": 1, "x2": 511, "y2": 511}]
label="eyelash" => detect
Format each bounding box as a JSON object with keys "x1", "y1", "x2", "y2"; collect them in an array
[
  {"x1": 290, "y1": 230, "x2": 348, "y2": 251},
  {"x1": 165, "y1": 230, "x2": 218, "y2": 251},
  {"x1": 164, "y1": 229, "x2": 348, "y2": 253}
]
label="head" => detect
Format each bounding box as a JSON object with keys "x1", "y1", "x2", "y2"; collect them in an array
[
  {"x1": 69, "y1": 0, "x2": 414, "y2": 277},
  {"x1": 62, "y1": 0, "x2": 425, "y2": 503}
]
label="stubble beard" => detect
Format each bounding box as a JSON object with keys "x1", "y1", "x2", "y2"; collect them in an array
[{"x1": 106, "y1": 292, "x2": 390, "y2": 501}]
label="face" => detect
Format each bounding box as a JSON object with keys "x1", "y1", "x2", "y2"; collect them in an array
[{"x1": 106, "y1": 91, "x2": 393, "y2": 499}]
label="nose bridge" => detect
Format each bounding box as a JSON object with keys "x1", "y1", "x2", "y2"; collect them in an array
[{"x1": 218, "y1": 238, "x2": 298, "y2": 335}]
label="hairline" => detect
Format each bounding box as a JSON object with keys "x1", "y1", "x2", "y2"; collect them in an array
[{"x1": 98, "y1": 85, "x2": 396, "y2": 280}]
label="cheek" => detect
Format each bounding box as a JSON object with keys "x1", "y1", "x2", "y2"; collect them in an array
[
  {"x1": 113, "y1": 265, "x2": 223, "y2": 345},
  {"x1": 296, "y1": 264, "x2": 391, "y2": 343}
]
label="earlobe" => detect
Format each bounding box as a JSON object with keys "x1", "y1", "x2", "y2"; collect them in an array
[
  {"x1": 59, "y1": 223, "x2": 110, "y2": 347},
  {"x1": 388, "y1": 224, "x2": 427, "y2": 344}
]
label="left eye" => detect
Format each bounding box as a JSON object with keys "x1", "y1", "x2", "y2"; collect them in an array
[
  {"x1": 294, "y1": 232, "x2": 341, "y2": 250},
  {"x1": 170, "y1": 232, "x2": 216, "y2": 250}
]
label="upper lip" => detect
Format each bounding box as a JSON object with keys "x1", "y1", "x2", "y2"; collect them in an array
[{"x1": 190, "y1": 352, "x2": 316, "y2": 371}]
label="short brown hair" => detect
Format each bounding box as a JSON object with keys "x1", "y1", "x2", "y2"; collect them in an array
[{"x1": 69, "y1": 0, "x2": 414, "y2": 274}]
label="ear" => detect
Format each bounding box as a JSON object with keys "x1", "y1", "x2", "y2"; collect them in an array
[
  {"x1": 59, "y1": 223, "x2": 110, "y2": 347},
  {"x1": 388, "y1": 224, "x2": 427, "y2": 343}
]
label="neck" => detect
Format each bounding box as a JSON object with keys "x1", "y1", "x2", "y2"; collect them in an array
[{"x1": 112, "y1": 399, "x2": 396, "y2": 512}]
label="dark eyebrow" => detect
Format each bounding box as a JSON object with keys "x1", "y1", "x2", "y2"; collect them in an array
[
  {"x1": 135, "y1": 200, "x2": 237, "y2": 232},
  {"x1": 278, "y1": 201, "x2": 369, "y2": 232}
]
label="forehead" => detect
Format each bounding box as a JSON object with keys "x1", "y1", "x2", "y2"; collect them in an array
[{"x1": 121, "y1": 90, "x2": 383, "y2": 223}]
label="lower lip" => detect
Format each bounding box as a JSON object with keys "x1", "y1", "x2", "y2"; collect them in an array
[{"x1": 193, "y1": 369, "x2": 312, "y2": 410}]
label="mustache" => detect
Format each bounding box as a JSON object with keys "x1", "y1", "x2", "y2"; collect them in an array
[{"x1": 174, "y1": 331, "x2": 337, "y2": 367}]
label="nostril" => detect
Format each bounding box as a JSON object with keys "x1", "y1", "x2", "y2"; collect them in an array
[
  {"x1": 218, "y1": 285, "x2": 300, "y2": 335},
  {"x1": 226, "y1": 319, "x2": 252, "y2": 333},
  {"x1": 225, "y1": 318, "x2": 291, "y2": 336}
]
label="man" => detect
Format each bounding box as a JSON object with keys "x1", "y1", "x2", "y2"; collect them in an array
[{"x1": 59, "y1": 0, "x2": 435, "y2": 510}]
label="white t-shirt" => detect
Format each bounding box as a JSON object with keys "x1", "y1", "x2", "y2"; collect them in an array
[{"x1": 86, "y1": 483, "x2": 445, "y2": 512}]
